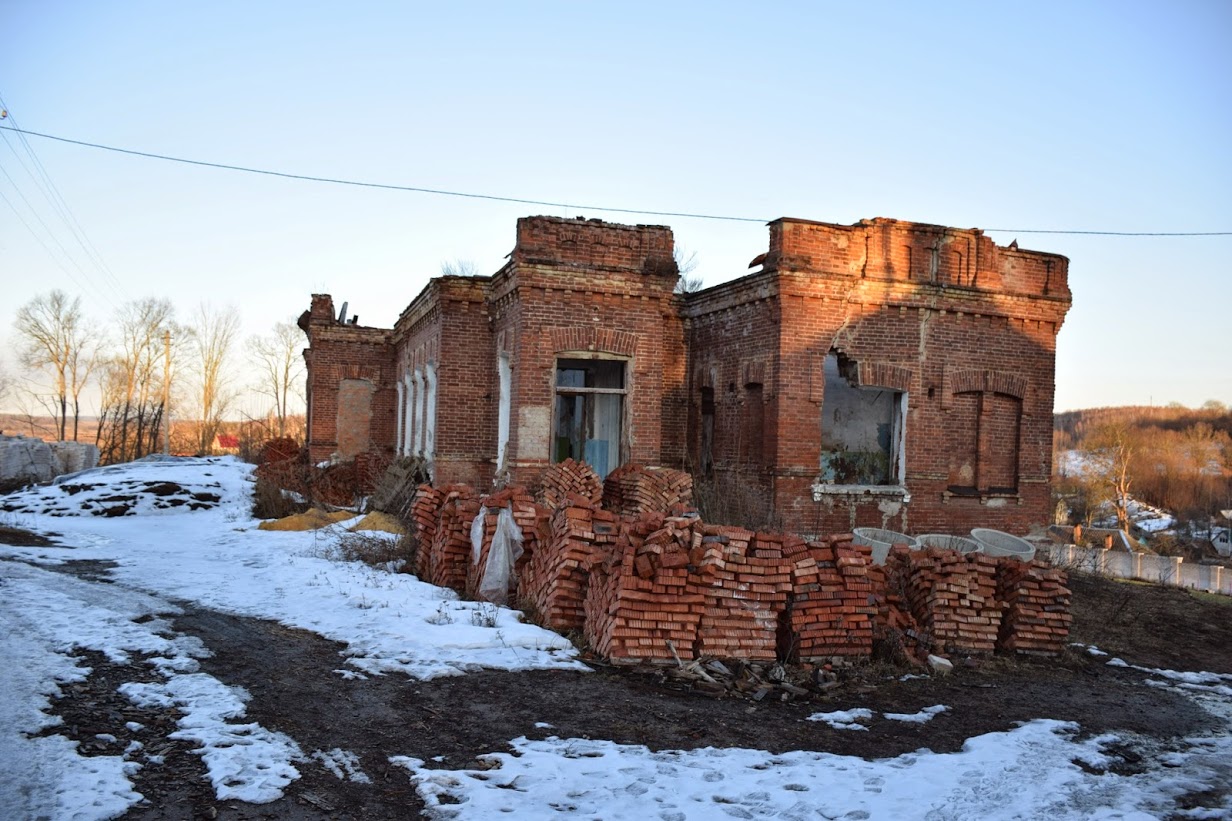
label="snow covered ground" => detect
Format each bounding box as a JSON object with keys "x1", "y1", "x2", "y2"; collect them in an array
[{"x1": 1, "y1": 456, "x2": 1230, "y2": 819}]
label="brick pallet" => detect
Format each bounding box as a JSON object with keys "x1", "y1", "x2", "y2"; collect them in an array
[
  {"x1": 997, "y1": 561, "x2": 1072, "y2": 656},
  {"x1": 891, "y1": 548, "x2": 1002, "y2": 655},
  {"x1": 584, "y1": 513, "x2": 706, "y2": 665},
  {"x1": 423, "y1": 485, "x2": 481, "y2": 594},
  {"x1": 536, "y1": 459, "x2": 603, "y2": 510},
  {"x1": 520, "y1": 499, "x2": 619, "y2": 632},
  {"x1": 786, "y1": 534, "x2": 879, "y2": 660},
  {"x1": 464, "y1": 487, "x2": 544, "y2": 605},
  {"x1": 693, "y1": 528, "x2": 792, "y2": 662},
  {"x1": 602, "y1": 463, "x2": 694, "y2": 518}
]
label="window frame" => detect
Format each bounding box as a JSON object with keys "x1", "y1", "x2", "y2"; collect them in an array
[
  {"x1": 550, "y1": 352, "x2": 630, "y2": 478},
  {"x1": 817, "y1": 353, "x2": 908, "y2": 489}
]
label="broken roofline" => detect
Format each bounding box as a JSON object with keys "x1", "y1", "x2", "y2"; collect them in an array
[{"x1": 325, "y1": 213, "x2": 1070, "y2": 335}]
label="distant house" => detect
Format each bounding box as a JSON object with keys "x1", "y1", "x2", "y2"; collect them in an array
[{"x1": 213, "y1": 434, "x2": 240, "y2": 454}]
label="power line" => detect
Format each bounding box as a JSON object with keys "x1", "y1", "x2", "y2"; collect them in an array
[
  {"x1": 0, "y1": 96, "x2": 130, "y2": 298},
  {"x1": 0, "y1": 124, "x2": 762, "y2": 224},
  {"x1": 1, "y1": 123, "x2": 1230, "y2": 237}
]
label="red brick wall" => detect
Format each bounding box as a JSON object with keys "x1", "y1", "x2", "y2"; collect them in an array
[
  {"x1": 687, "y1": 218, "x2": 1071, "y2": 537},
  {"x1": 303, "y1": 215, "x2": 1071, "y2": 540},
  {"x1": 491, "y1": 217, "x2": 683, "y2": 486},
  {"x1": 302, "y1": 295, "x2": 396, "y2": 464}
]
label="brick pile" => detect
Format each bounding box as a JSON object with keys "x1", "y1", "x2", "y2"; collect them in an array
[
  {"x1": 892, "y1": 549, "x2": 1002, "y2": 655},
  {"x1": 536, "y1": 458, "x2": 603, "y2": 510},
  {"x1": 422, "y1": 485, "x2": 481, "y2": 593},
  {"x1": 785, "y1": 534, "x2": 879, "y2": 660},
  {"x1": 520, "y1": 498, "x2": 619, "y2": 632},
  {"x1": 408, "y1": 484, "x2": 446, "y2": 576},
  {"x1": 996, "y1": 561, "x2": 1072, "y2": 656},
  {"x1": 464, "y1": 486, "x2": 544, "y2": 605},
  {"x1": 399, "y1": 477, "x2": 1074, "y2": 664},
  {"x1": 584, "y1": 513, "x2": 706, "y2": 665},
  {"x1": 602, "y1": 464, "x2": 694, "y2": 517},
  {"x1": 693, "y1": 528, "x2": 791, "y2": 662}
]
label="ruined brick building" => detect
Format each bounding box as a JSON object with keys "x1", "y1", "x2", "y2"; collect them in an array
[{"x1": 299, "y1": 214, "x2": 1071, "y2": 536}]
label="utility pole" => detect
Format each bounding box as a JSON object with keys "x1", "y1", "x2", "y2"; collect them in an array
[{"x1": 163, "y1": 329, "x2": 171, "y2": 455}]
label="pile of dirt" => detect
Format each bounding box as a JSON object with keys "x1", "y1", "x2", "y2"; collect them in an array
[
  {"x1": 258, "y1": 509, "x2": 355, "y2": 531},
  {"x1": 349, "y1": 511, "x2": 406, "y2": 535}
]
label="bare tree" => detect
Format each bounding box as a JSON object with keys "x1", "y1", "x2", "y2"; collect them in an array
[
  {"x1": 0, "y1": 360, "x2": 13, "y2": 412},
  {"x1": 247, "y1": 320, "x2": 306, "y2": 439},
  {"x1": 189, "y1": 304, "x2": 240, "y2": 453},
  {"x1": 1085, "y1": 421, "x2": 1140, "y2": 534},
  {"x1": 673, "y1": 245, "x2": 703, "y2": 294},
  {"x1": 97, "y1": 298, "x2": 177, "y2": 463},
  {"x1": 440, "y1": 259, "x2": 482, "y2": 277},
  {"x1": 13, "y1": 290, "x2": 99, "y2": 440}
]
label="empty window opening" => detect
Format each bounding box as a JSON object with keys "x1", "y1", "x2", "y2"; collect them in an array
[
  {"x1": 395, "y1": 379, "x2": 405, "y2": 455},
  {"x1": 409, "y1": 369, "x2": 418, "y2": 453},
  {"x1": 497, "y1": 353, "x2": 511, "y2": 471},
  {"x1": 700, "y1": 386, "x2": 716, "y2": 477},
  {"x1": 424, "y1": 363, "x2": 438, "y2": 462},
  {"x1": 741, "y1": 383, "x2": 764, "y2": 467},
  {"x1": 412, "y1": 370, "x2": 424, "y2": 455},
  {"x1": 819, "y1": 353, "x2": 905, "y2": 486},
  {"x1": 553, "y1": 357, "x2": 625, "y2": 479}
]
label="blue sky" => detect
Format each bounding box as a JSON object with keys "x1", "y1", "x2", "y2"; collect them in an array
[{"x1": 1, "y1": 0, "x2": 1229, "y2": 413}]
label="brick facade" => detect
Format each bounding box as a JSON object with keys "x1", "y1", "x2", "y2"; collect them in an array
[{"x1": 300, "y1": 214, "x2": 1071, "y2": 536}]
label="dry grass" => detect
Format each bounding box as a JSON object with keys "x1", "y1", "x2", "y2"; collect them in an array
[
  {"x1": 691, "y1": 469, "x2": 784, "y2": 532},
  {"x1": 332, "y1": 530, "x2": 419, "y2": 573},
  {"x1": 251, "y1": 477, "x2": 309, "y2": 520}
]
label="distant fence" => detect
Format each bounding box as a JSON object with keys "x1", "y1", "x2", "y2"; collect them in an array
[{"x1": 1039, "y1": 544, "x2": 1231, "y2": 596}]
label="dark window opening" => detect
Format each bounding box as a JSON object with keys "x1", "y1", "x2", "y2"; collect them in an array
[
  {"x1": 819, "y1": 353, "x2": 904, "y2": 486},
  {"x1": 553, "y1": 358, "x2": 625, "y2": 479},
  {"x1": 741, "y1": 383, "x2": 764, "y2": 467},
  {"x1": 699, "y1": 386, "x2": 715, "y2": 477}
]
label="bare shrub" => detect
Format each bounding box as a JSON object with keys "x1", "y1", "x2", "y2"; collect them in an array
[
  {"x1": 334, "y1": 530, "x2": 418, "y2": 573},
  {"x1": 252, "y1": 477, "x2": 308, "y2": 520},
  {"x1": 691, "y1": 469, "x2": 783, "y2": 531}
]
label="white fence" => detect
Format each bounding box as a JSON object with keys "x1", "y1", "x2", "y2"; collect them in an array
[{"x1": 1039, "y1": 544, "x2": 1232, "y2": 596}]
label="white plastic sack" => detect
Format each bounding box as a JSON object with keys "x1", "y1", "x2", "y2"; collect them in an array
[
  {"x1": 470, "y1": 506, "x2": 488, "y2": 565},
  {"x1": 478, "y1": 506, "x2": 524, "y2": 606}
]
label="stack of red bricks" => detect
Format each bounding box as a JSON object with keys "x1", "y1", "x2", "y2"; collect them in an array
[
  {"x1": 602, "y1": 464, "x2": 694, "y2": 517},
  {"x1": 691, "y1": 528, "x2": 791, "y2": 661},
  {"x1": 785, "y1": 534, "x2": 879, "y2": 660},
  {"x1": 520, "y1": 498, "x2": 620, "y2": 632},
  {"x1": 888, "y1": 548, "x2": 1002, "y2": 655},
  {"x1": 996, "y1": 561, "x2": 1072, "y2": 655},
  {"x1": 536, "y1": 459, "x2": 603, "y2": 510},
  {"x1": 408, "y1": 484, "x2": 446, "y2": 577},
  {"x1": 584, "y1": 513, "x2": 706, "y2": 665},
  {"x1": 399, "y1": 476, "x2": 1074, "y2": 663},
  {"x1": 464, "y1": 486, "x2": 544, "y2": 605},
  {"x1": 422, "y1": 485, "x2": 481, "y2": 593}
]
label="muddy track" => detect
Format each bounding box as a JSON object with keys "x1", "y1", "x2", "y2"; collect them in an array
[{"x1": 28, "y1": 557, "x2": 1232, "y2": 819}]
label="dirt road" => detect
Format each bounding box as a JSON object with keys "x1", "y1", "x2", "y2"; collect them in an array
[{"x1": 31, "y1": 559, "x2": 1231, "y2": 820}]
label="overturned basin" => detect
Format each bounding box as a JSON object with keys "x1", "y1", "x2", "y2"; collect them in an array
[
  {"x1": 970, "y1": 528, "x2": 1035, "y2": 562},
  {"x1": 853, "y1": 527, "x2": 919, "y2": 565},
  {"x1": 916, "y1": 533, "x2": 982, "y2": 555}
]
